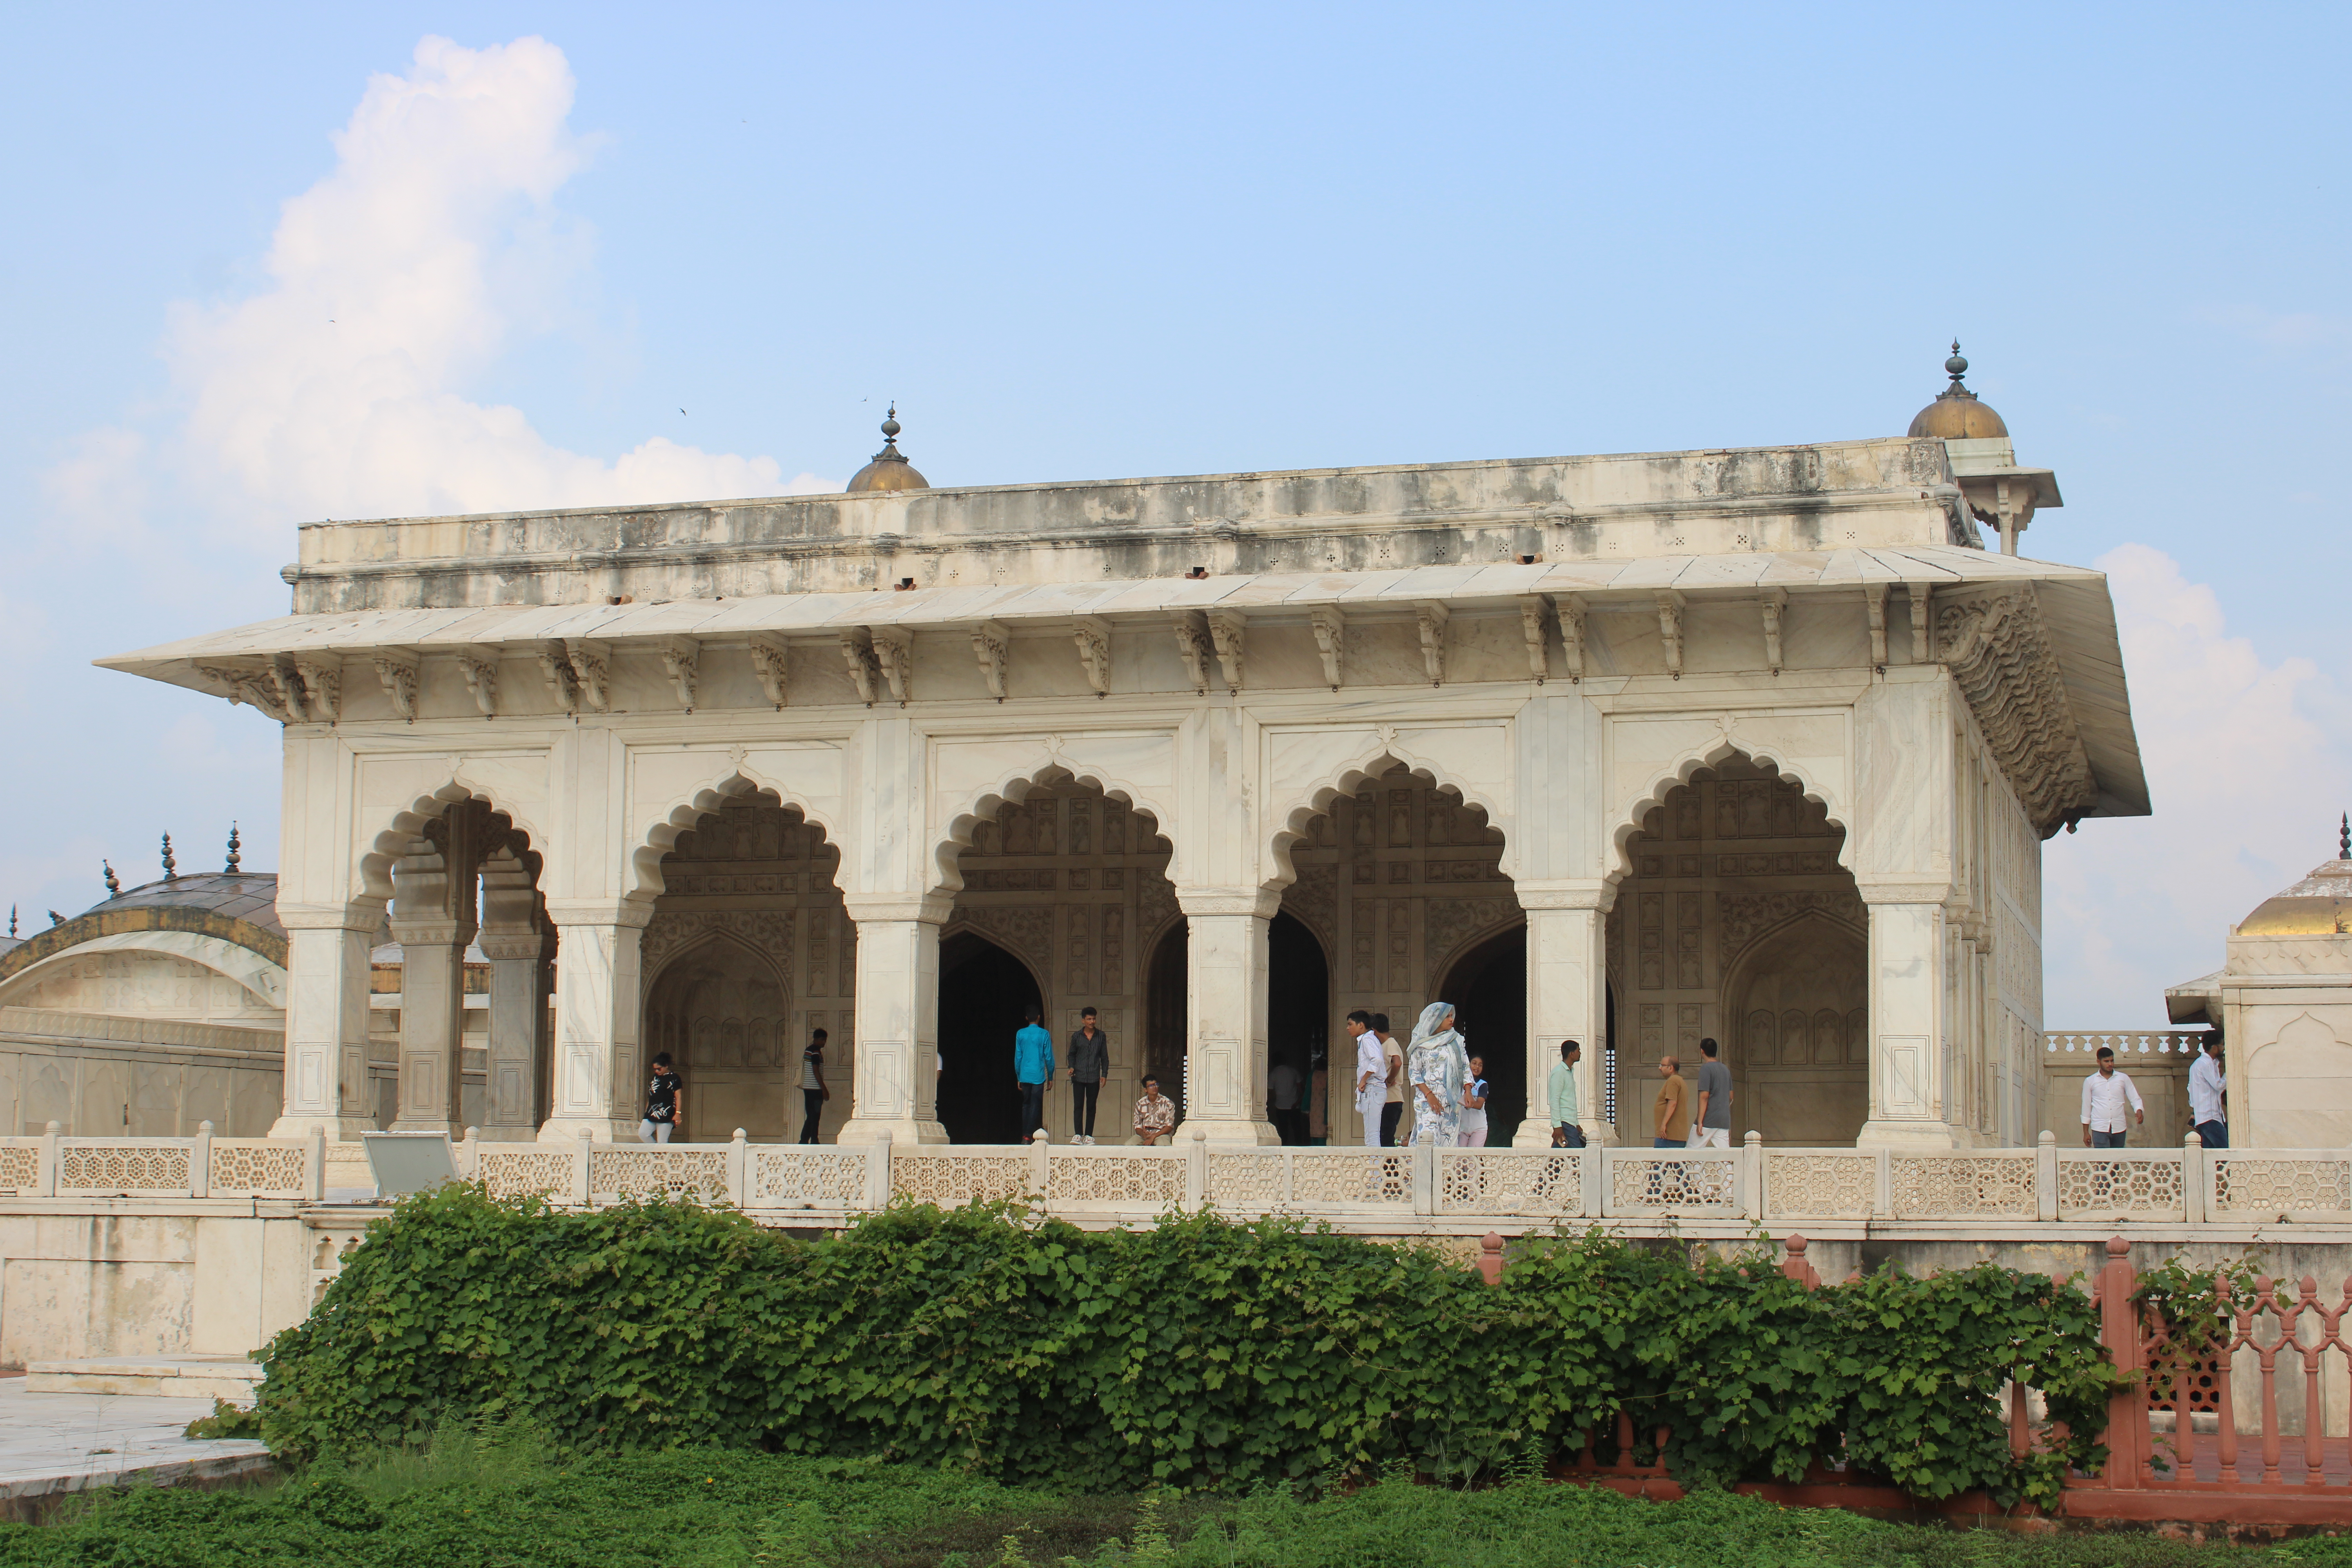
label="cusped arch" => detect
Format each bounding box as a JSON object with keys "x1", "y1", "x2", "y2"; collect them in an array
[
  {"x1": 1265, "y1": 744, "x2": 1513, "y2": 891},
  {"x1": 630, "y1": 771, "x2": 842, "y2": 901},
  {"x1": 1608, "y1": 742, "x2": 1851, "y2": 886},
  {"x1": 930, "y1": 758, "x2": 1175, "y2": 897},
  {"x1": 1428, "y1": 913, "x2": 1530, "y2": 1001},
  {"x1": 642, "y1": 924, "x2": 793, "y2": 998},
  {"x1": 356, "y1": 780, "x2": 549, "y2": 904},
  {"x1": 1717, "y1": 907, "x2": 1869, "y2": 1071}
]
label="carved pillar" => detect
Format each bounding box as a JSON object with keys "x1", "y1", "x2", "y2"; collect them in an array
[
  {"x1": 479, "y1": 924, "x2": 554, "y2": 1142},
  {"x1": 388, "y1": 807, "x2": 482, "y2": 1136},
  {"x1": 832, "y1": 895, "x2": 950, "y2": 1146},
  {"x1": 270, "y1": 907, "x2": 380, "y2": 1139},
  {"x1": 1515, "y1": 885, "x2": 1615, "y2": 1147},
  {"x1": 537, "y1": 901, "x2": 652, "y2": 1143},
  {"x1": 1855, "y1": 882, "x2": 1966, "y2": 1149},
  {"x1": 1176, "y1": 888, "x2": 1279, "y2": 1145}
]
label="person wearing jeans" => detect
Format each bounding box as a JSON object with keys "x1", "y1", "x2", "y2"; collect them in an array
[
  {"x1": 1347, "y1": 1010, "x2": 1385, "y2": 1147},
  {"x1": 1014, "y1": 1005, "x2": 1054, "y2": 1141},
  {"x1": 798, "y1": 1029, "x2": 829, "y2": 1144},
  {"x1": 639, "y1": 1052, "x2": 682, "y2": 1144},
  {"x1": 1067, "y1": 1007, "x2": 1109, "y2": 1145},
  {"x1": 1374, "y1": 1014, "x2": 1404, "y2": 1147},
  {"x1": 1549, "y1": 1040, "x2": 1587, "y2": 1149},
  {"x1": 2188, "y1": 1036, "x2": 2228, "y2": 1149},
  {"x1": 2080, "y1": 1046, "x2": 2144, "y2": 1148}
]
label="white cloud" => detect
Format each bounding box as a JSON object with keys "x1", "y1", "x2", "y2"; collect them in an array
[
  {"x1": 162, "y1": 34, "x2": 827, "y2": 527},
  {"x1": 2042, "y1": 543, "x2": 2348, "y2": 1024}
]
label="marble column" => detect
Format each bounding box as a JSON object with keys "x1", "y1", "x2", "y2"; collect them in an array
[
  {"x1": 388, "y1": 808, "x2": 480, "y2": 1137},
  {"x1": 832, "y1": 895, "x2": 950, "y2": 1146},
  {"x1": 537, "y1": 902, "x2": 652, "y2": 1142},
  {"x1": 1177, "y1": 888, "x2": 1279, "y2": 1146},
  {"x1": 1514, "y1": 886, "x2": 1615, "y2": 1147},
  {"x1": 269, "y1": 908, "x2": 381, "y2": 1139},
  {"x1": 479, "y1": 924, "x2": 553, "y2": 1141},
  {"x1": 1855, "y1": 884, "x2": 1966, "y2": 1149}
]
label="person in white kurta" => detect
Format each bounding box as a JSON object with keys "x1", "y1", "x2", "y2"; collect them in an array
[
  {"x1": 2080, "y1": 1048, "x2": 2145, "y2": 1148},
  {"x1": 1347, "y1": 1011, "x2": 1387, "y2": 1147}
]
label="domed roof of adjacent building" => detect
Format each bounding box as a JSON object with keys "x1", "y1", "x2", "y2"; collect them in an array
[
  {"x1": 845, "y1": 406, "x2": 929, "y2": 493},
  {"x1": 91, "y1": 873, "x2": 284, "y2": 938},
  {"x1": 2238, "y1": 816, "x2": 2352, "y2": 937},
  {"x1": 1907, "y1": 342, "x2": 2009, "y2": 440},
  {"x1": 0, "y1": 831, "x2": 288, "y2": 986}
]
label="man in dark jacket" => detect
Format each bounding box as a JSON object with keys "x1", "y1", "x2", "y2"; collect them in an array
[{"x1": 1067, "y1": 1007, "x2": 1109, "y2": 1145}]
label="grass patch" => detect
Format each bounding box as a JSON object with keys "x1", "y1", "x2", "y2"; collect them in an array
[{"x1": 5, "y1": 1423, "x2": 2352, "y2": 1566}]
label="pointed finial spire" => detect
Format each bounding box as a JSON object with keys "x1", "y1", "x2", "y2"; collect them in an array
[
  {"x1": 2340, "y1": 810, "x2": 2348, "y2": 862},
  {"x1": 225, "y1": 823, "x2": 241, "y2": 875},
  {"x1": 1945, "y1": 340, "x2": 1969, "y2": 389},
  {"x1": 7, "y1": 906, "x2": 15, "y2": 940},
  {"x1": 880, "y1": 403, "x2": 901, "y2": 446},
  {"x1": 102, "y1": 861, "x2": 120, "y2": 898},
  {"x1": 160, "y1": 832, "x2": 176, "y2": 882}
]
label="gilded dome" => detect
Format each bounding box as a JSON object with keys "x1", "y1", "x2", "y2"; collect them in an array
[
  {"x1": 1907, "y1": 342, "x2": 2009, "y2": 440},
  {"x1": 845, "y1": 406, "x2": 929, "y2": 493},
  {"x1": 2238, "y1": 820, "x2": 2352, "y2": 936}
]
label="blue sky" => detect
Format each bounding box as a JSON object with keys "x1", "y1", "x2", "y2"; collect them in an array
[{"x1": 2, "y1": 4, "x2": 2345, "y2": 1024}]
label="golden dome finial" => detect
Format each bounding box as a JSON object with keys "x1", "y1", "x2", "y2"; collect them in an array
[
  {"x1": 1907, "y1": 339, "x2": 2008, "y2": 441},
  {"x1": 846, "y1": 402, "x2": 929, "y2": 493}
]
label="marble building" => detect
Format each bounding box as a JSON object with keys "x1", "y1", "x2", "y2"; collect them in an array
[{"x1": 98, "y1": 356, "x2": 2152, "y2": 1152}]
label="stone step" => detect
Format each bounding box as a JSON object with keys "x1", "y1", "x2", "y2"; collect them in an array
[{"x1": 24, "y1": 1357, "x2": 262, "y2": 1401}]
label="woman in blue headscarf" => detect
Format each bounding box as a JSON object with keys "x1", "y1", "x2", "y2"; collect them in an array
[{"x1": 1406, "y1": 1001, "x2": 1468, "y2": 1146}]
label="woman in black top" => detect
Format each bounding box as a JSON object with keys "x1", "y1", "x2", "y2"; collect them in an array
[{"x1": 639, "y1": 1052, "x2": 684, "y2": 1144}]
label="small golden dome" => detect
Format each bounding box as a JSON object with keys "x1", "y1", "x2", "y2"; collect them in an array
[
  {"x1": 2238, "y1": 818, "x2": 2352, "y2": 936},
  {"x1": 1907, "y1": 342, "x2": 2009, "y2": 440},
  {"x1": 846, "y1": 405, "x2": 929, "y2": 493}
]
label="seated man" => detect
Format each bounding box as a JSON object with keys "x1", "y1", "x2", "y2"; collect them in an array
[{"x1": 1134, "y1": 1075, "x2": 1177, "y2": 1146}]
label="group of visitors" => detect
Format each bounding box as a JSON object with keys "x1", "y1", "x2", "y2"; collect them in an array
[
  {"x1": 1013, "y1": 1004, "x2": 1180, "y2": 1145},
  {"x1": 1646, "y1": 1038, "x2": 1734, "y2": 1148}
]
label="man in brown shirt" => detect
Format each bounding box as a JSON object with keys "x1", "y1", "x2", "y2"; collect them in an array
[{"x1": 1652, "y1": 1057, "x2": 1690, "y2": 1148}]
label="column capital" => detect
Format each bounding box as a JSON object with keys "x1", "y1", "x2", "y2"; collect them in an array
[
  {"x1": 1176, "y1": 887, "x2": 1281, "y2": 919},
  {"x1": 543, "y1": 899, "x2": 655, "y2": 930},
  {"x1": 841, "y1": 893, "x2": 955, "y2": 926},
  {"x1": 476, "y1": 931, "x2": 549, "y2": 962},
  {"x1": 1854, "y1": 878, "x2": 1953, "y2": 906},
  {"x1": 388, "y1": 918, "x2": 475, "y2": 948},
  {"x1": 1515, "y1": 880, "x2": 1617, "y2": 913}
]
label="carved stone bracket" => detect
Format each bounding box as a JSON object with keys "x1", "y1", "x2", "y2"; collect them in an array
[
  {"x1": 537, "y1": 643, "x2": 581, "y2": 715},
  {"x1": 294, "y1": 656, "x2": 341, "y2": 721},
  {"x1": 1171, "y1": 612, "x2": 1210, "y2": 693},
  {"x1": 1308, "y1": 606, "x2": 1345, "y2": 689},
  {"x1": 372, "y1": 651, "x2": 421, "y2": 722},
  {"x1": 748, "y1": 633, "x2": 789, "y2": 708},
  {"x1": 971, "y1": 621, "x2": 1010, "y2": 701},
  {"x1": 1552, "y1": 593, "x2": 1588, "y2": 681},
  {"x1": 1516, "y1": 596, "x2": 1549, "y2": 682},
  {"x1": 1865, "y1": 585, "x2": 1889, "y2": 668},
  {"x1": 457, "y1": 646, "x2": 501, "y2": 718},
  {"x1": 659, "y1": 637, "x2": 701, "y2": 711},
  {"x1": 1759, "y1": 587, "x2": 1786, "y2": 675},
  {"x1": 564, "y1": 639, "x2": 612, "y2": 713},
  {"x1": 1206, "y1": 608, "x2": 1246, "y2": 688},
  {"x1": 1413, "y1": 601, "x2": 1449, "y2": 686},
  {"x1": 839, "y1": 628, "x2": 882, "y2": 705},
  {"x1": 871, "y1": 626, "x2": 913, "y2": 703},
  {"x1": 265, "y1": 657, "x2": 311, "y2": 722},
  {"x1": 198, "y1": 662, "x2": 295, "y2": 722},
  {"x1": 1071, "y1": 616, "x2": 1112, "y2": 697},
  {"x1": 1935, "y1": 588, "x2": 2099, "y2": 837},
  {"x1": 1906, "y1": 583, "x2": 1933, "y2": 663},
  {"x1": 1655, "y1": 590, "x2": 1686, "y2": 679}
]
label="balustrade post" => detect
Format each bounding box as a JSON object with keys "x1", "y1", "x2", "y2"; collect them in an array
[
  {"x1": 864, "y1": 1129, "x2": 893, "y2": 1211},
  {"x1": 728, "y1": 1128, "x2": 748, "y2": 1208},
  {"x1": 458, "y1": 1126, "x2": 479, "y2": 1181},
  {"x1": 1478, "y1": 1232, "x2": 1505, "y2": 1287},
  {"x1": 192, "y1": 1121, "x2": 214, "y2": 1200},
  {"x1": 1579, "y1": 1143, "x2": 1603, "y2": 1219},
  {"x1": 1742, "y1": 1130, "x2": 1764, "y2": 1222},
  {"x1": 2036, "y1": 1131, "x2": 2059, "y2": 1221},
  {"x1": 306, "y1": 1125, "x2": 327, "y2": 1201},
  {"x1": 1412, "y1": 1142, "x2": 1434, "y2": 1217},
  {"x1": 1184, "y1": 1124, "x2": 1207, "y2": 1210},
  {"x1": 2183, "y1": 1131, "x2": 2206, "y2": 1226},
  {"x1": 2098, "y1": 1237, "x2": 2145, "y2": 1490},
  {"x1": 572, "y1": 1127, "x2": 593, "y2": 1207},
  {"x1": 38, "y1": 1121, "x2": 58, "y2": 1198},
  {"x1": 1031, "y1": 1127, "x2": 1051, "y2": 1201}
]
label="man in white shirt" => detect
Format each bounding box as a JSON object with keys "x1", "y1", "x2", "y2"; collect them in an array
[
  {"x1": 2188, "y1": 1036, "x2": 2227, "y2": 1149},
  {"x1": 1347, "y1": 1010, "x2": 1386, "y2": 1147},
  {"x1": 2080, "y1": 1047, "x2": 2145, "y2": 1148}
]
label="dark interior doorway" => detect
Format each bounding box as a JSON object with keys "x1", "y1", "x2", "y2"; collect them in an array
[
  {"x1": 1267, "y1": 912, "x2": 1330, "y2": 1143},
  {"x1": 1144, "y1": 922, "x2": 1187, "y2": 1124},
  {"x1": 1444, "y1": 925, "x2": 1527, "y2": 1143},
  {"x1": 936, "y1": 931, "x2": 1041, "y2": 1145}
]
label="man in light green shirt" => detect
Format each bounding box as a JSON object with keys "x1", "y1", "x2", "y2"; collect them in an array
[{"x1": 1548, "y1": 1039, "x2": 1585, "y2": 1148}]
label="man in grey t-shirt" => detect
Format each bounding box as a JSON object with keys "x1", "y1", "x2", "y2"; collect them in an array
[{"x1": 1689, "y1": 1036, "x2": 1733, "y2": 1148}]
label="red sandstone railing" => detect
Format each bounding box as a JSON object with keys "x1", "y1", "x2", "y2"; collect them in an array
[{"x1": 1473, "y1": 1230, "x2": 2352, "y2": 1526}]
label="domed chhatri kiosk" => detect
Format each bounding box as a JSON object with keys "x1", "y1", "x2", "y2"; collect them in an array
[{"x1": 102, "y1": 354, "x2": 2153, "y2": 1157}]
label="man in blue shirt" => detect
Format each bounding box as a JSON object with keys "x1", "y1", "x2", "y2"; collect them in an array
[{"x1": 1014, "y1": 1005, "x2": 1055, "y2": 1141}]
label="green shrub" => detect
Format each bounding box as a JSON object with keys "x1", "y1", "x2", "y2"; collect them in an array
[{"x1": 254, "y1": 1188, "x2": 2117, "y2": 1505}]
